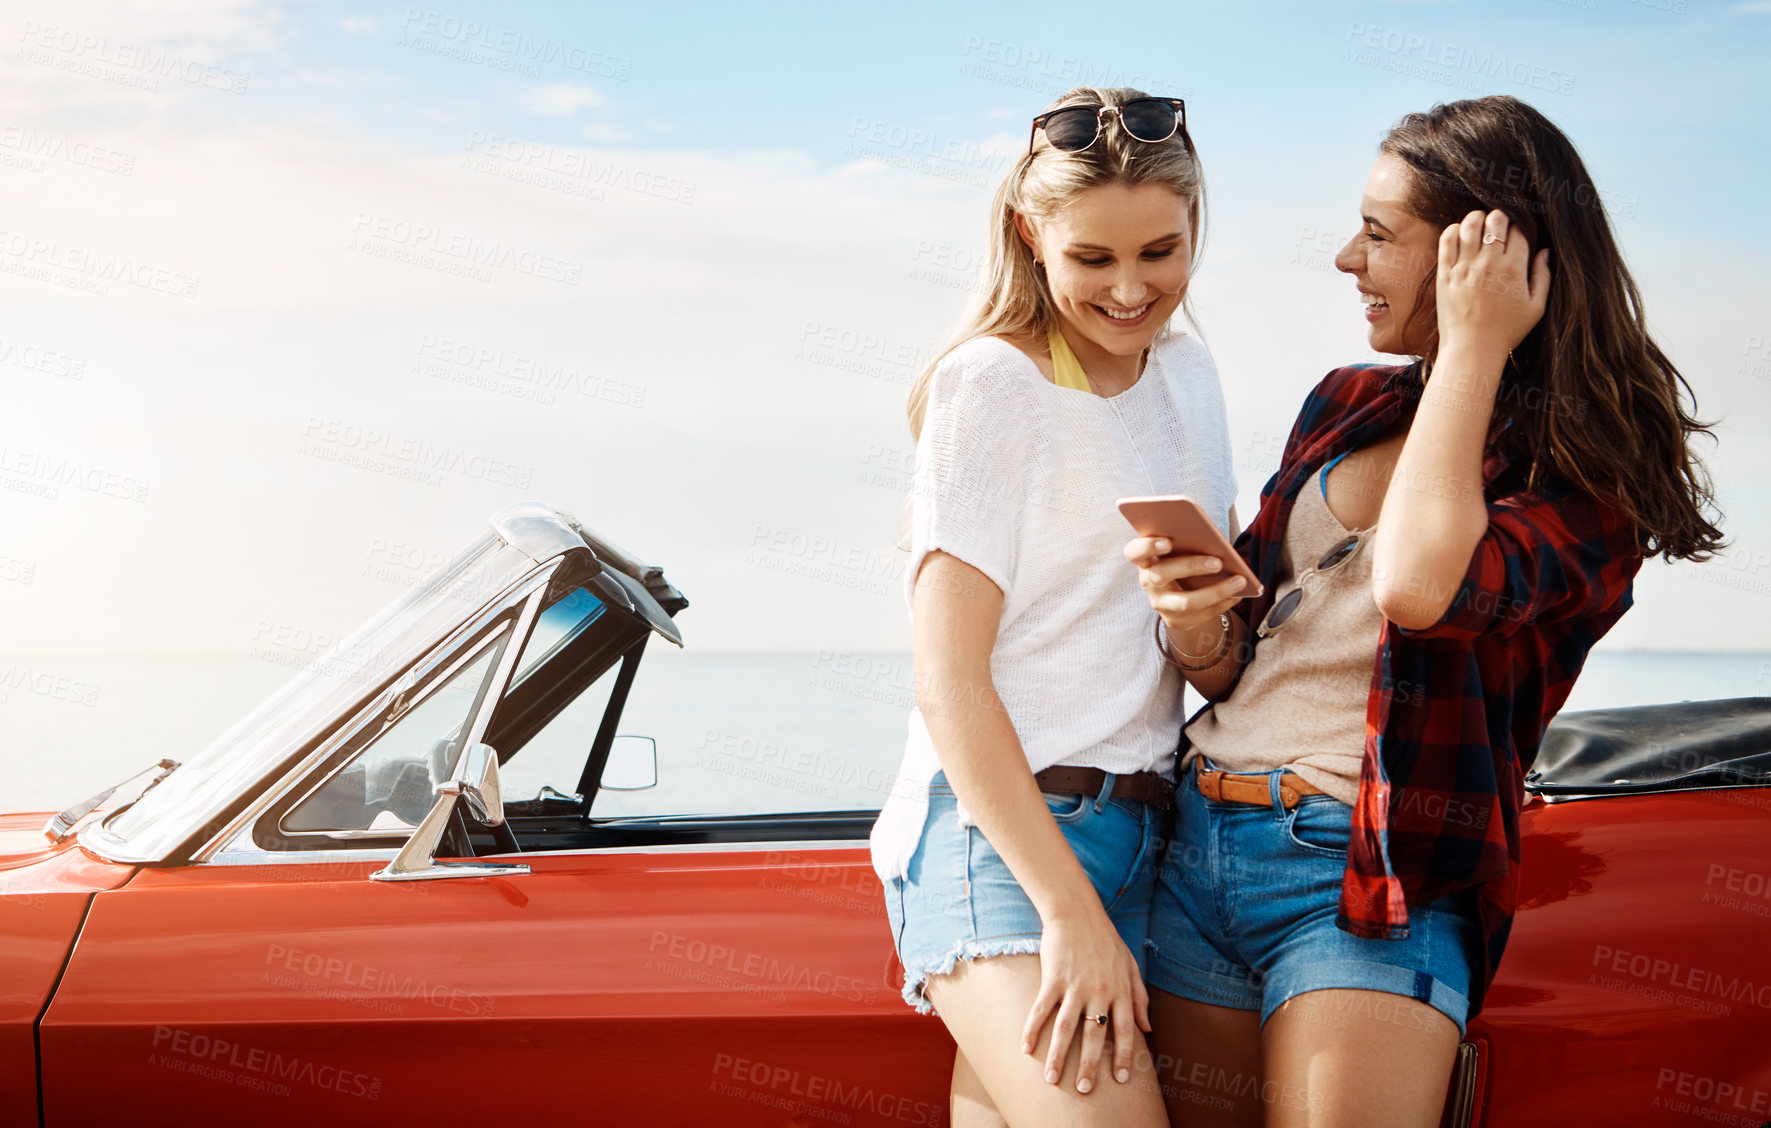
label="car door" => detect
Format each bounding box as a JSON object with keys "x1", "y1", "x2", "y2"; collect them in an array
[
  {"x1": 38, "y1": 569, "x2": 949, "y2": 1127},
  {"x1": 1467, "y1": 789, "x2": 1771, "y2": 1127},
  {"x1": 40, "y1": 841, "x2": 947, "y2": 1125}
]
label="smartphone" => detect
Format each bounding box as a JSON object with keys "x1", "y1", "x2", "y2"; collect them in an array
[{"x1": 1116, "y1": 495, "x2": 1263, "y2": 597}]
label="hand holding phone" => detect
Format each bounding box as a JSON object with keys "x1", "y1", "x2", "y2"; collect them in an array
[{"x1": 1116, "y1": 495, "x2": 1263, "y2": 598}]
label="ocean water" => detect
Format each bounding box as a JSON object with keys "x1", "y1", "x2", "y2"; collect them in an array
[{"x1": 1, "y1": 648, "x2": 1766, "y2": 820}]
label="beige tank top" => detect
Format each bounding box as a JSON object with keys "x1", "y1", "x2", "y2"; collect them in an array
[{"x1": 1181, "y1": 467, "x2": 1384, "y2": 805}]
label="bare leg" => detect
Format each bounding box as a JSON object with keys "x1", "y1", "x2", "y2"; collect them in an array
[
  {"x1": 924, "y1": 953, "x2": 1167, "y2": 1128},
  {"x1": 1261, "y1": 989, "x2": 1460, "y2": 1128},
  {"x1": 951, "y1": 1048, "x2": 1009, "y2": 1128},
  {"x1": 1145, "y1": 987, "x2": 1263, "y2": 1128}
]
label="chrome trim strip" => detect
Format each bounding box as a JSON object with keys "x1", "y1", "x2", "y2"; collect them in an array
[
  {"x1": 1446, "y1": 1041, "x2": 1479, "y2": 1128},
  {"x1": 476, "y1": 840, "x2": 872, "y2": 858},
  {"x1": 462, "y1": 588, "x2": 543, "y2": 752},
  {"x1": 1535, "y1": 782, "x2": 1771, "y2": 804},
  {"x1": 207, "y1": 845, "x2": 400, "y2": 866},
  {"x1": 375, "y1": 859, "x2": 530, "y2": 881},
  {"x1": 201, "y1": 838, "x2": 870, "y2": 867}
]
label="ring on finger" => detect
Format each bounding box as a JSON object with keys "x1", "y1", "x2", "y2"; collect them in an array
[
  {"x1": 1482, "y1": 232, "x2": 1505, "y2": 245},
  {"x1": 1092, "y1": 1013, "x2": 1109, "y2": 1026}
]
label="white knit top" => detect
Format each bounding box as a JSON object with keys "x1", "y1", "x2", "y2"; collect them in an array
[{"x1": 868, "y1": 329, "x2": 1238, "y2": 883}]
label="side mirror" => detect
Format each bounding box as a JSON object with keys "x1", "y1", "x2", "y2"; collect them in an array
[
  {"x1": 454, "y1": 740, "x2": 506, "y2": 825},
  {"x1": 600, "y1": 735, "x2": 657, "y2": 791},
  {"x1": 371, "y1": 742, "x2": 529, "y2": 882}
]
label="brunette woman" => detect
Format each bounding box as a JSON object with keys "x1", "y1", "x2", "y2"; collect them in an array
[{"x1": 1127, "y1": 94, "x2": 1721, "y2": 1127}]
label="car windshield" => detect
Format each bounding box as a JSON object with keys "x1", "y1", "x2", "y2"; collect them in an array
[{"x1": 99, "y1": 531, "x2": 536, "y2": 856}]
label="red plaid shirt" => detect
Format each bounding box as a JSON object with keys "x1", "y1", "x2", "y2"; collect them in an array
[{"x1": 1214, "y1": 361, "x2": 1642, "y2": 1016}]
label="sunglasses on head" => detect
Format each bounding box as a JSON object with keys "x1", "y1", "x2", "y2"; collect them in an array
[{"x1": 1028, "y1": 97, "x2": 1190, "y2": 156}]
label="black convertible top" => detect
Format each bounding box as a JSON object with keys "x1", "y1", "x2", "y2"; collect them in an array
[{"x1": 1526, "y1": 696, "x2": 1771, "y2": 802}]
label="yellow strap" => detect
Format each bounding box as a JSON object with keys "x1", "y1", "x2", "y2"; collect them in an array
[{"x1": 1047, "y1": 325, "x2": 1091, "y2": 392}]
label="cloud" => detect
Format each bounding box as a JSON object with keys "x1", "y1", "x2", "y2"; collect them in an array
[
  {"x1": 9, "y1": 110, "x2": 1761, "y2": 662},
  {"x1": 0, "y1": 109, "x2": 994, "y2": 654},
  {"x1": 580, "y1": 123, "x2": 634, "y2": 143},
  {"x1": 294, "y1": 69, "x2": 396, "y2": 86},
  {"x1": 1, "y1": 0, "x2": 1765, "y2": 665},
  {"x1": 340, "y1": 14, "x2": 378, "y2": 33},
  {"x1": 2, "y1": 0, "x2": 278, "y2": 114},
  {"x1": 519, "y1": 82, "x2": 605, "y2": 117}
]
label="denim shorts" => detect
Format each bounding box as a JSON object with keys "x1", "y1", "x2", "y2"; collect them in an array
[
  {"x1": 1145, "y1": 764, "x2": 1483, "y2": 1035},
  {"x1": 883, "y1": 769, "x2": 1164, "y2": 1015}
]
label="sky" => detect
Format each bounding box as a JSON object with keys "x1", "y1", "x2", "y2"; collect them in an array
[{"x1": 1, "y1": 0, "x2": 1768, "y2": 659}]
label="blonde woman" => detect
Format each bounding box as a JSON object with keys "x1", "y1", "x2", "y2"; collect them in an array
[{"x1": 869, "y1": 87, "x2": 1237, "y2": 1126}]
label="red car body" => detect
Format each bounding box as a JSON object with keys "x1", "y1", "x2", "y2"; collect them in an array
[{"x1": 3, "y1": 504, "x2": 1765, "y2": 1127}]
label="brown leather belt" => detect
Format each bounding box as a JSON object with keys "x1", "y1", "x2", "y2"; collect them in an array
[
  {"x1": 1194, "y1": 765, "x2": 1325, "y2": 809},
  {"x1": 1032, "y1": 766, "x2": 1173, "y2": 812}
]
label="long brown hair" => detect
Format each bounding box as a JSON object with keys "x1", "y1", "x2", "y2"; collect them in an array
[
  {"x1": 1381, "y1": 95, "x2": 1722, "y2": 561},
  {"x1": 905, "y1": 86, "x2": 1206, "y2": 443}
]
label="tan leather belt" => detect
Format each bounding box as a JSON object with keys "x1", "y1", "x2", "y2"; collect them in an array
[
  {"x1": 1194, "y1": 765, "x2": 1325, "y2": 809},
  {"x1": 1032, "y1": 766, "x2": 1173, "y2": 812}
]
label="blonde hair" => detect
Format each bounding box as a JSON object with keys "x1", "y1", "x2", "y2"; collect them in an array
[{"x1": 905, "y1": 86, "x2": 1207, "y2": 445}]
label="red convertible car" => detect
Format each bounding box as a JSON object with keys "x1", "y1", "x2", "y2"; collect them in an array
[{"x1": 2, "y1": 502, "x2": 1767, "y2": 1127}]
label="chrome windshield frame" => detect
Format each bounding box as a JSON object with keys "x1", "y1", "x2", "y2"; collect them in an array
[
  {"x1": 198, "y1": 561, "x2": 564, "y2": 863},
  {"x1": 82, "y1": 559, "x2": 559, "y2": 866},
  {"x1": 493, "y1": 500, "x2": 588, "y2": 565},
  {"x1": 78, "y1": 502, "x2": 684, "y2": 868}
]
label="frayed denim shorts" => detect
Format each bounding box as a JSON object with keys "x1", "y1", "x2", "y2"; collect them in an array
[
  {"x1": 882, "y1": 769, "x2": 1163, "y2": 1015},
  {"x1": 1145, "y1": 763, "x2": 1483, "y2": 1035}
]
